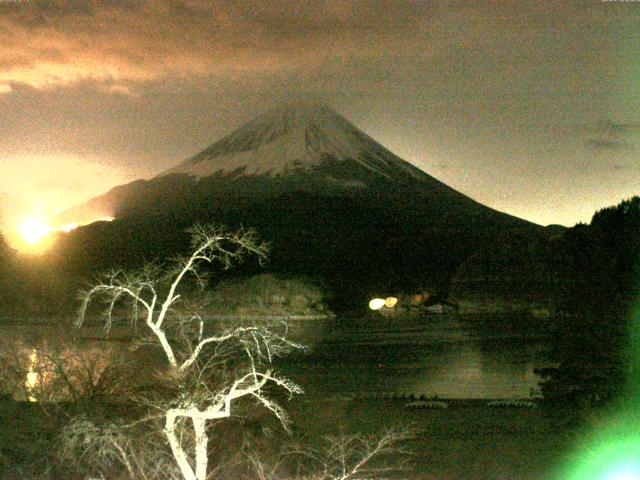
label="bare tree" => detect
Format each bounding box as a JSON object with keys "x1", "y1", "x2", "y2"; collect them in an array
[
  {"x1": 75, "y1": 224, "x2": 304, "y2": 480},
  {"x1": 244, "y1": 427, "x2": 416, "y2": 480},
  {"x1": 0, "y1": 337, "x2": 132, "y2": 407},
  {"x1": 300, "y1": 428, "x2": 415, "y2": 480}
]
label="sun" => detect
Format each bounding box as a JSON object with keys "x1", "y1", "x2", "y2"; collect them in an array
[
  {"x1": 18, "y1": 218, "x2": 52, "y2": 245},
  {"x1": 9, "y1": 215, "x2": 115, "y2": 253}
]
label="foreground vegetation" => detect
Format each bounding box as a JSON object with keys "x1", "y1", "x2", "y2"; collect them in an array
[
  {"x1": 2, "y1": 393, "x2": 581, "y2": 480},
  {"x1": 1, "y1": 225, "x2": 409, "y2": 480},
  {"x1": 201, "y1": 273, "x2": 330, "y2": 317}
]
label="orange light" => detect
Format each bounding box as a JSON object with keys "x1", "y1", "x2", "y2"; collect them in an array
[
  {"x1": 11, "y1": 215, "x2": 115, "y2": 253},
  {"x1": 18, "y1": 218, "x2": 51, "y2": 244},
  {"x1": 59, "y1": 222, "x2": 79, "y2": 233}
]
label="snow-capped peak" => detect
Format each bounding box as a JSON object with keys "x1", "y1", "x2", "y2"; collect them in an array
[{"x1": 160, "y1": 103, "x2": 426, "y2": 182}]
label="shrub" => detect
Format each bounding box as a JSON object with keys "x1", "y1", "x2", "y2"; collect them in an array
[{"x1": 202, "y1": 273, "x2": 329, "y2": 317}]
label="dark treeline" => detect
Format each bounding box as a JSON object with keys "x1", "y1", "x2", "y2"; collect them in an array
[
  {"x1": 1, "y1": 185, "x2": 535, "y2": 317},
  {"x1": 537, "y1": 196, "x2": 640, "y2": 411}
]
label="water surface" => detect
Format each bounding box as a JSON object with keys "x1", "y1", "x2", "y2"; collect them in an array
[
  {"x1": 1, "y1": 314, "x2": 555, "y2": 400},
  {"x1": 279, "y1": 314, "x2": 555, "y2": 399}
]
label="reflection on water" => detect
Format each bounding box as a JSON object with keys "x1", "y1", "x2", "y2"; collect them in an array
[
  {"x1": 25, "y1": 349, "x2": 39, "y2": 402},
  {"x1": 279, "y1": 314, "x2": 555, "y2": 399},
  {"x1": 1, "y1": 314, "x2": 556, "y2": 400},
  {"x1": 0, "y1": 324, "x2": 131, "y2": 402}
]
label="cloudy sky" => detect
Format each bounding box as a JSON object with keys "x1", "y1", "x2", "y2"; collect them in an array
[{"x1": 0, "y1": 0, "x2": 639, "y2": 232}]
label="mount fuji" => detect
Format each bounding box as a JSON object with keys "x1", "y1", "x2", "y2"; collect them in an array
[
  {"x1": 55, "y1": 104, "x2": 537, "y2": 307},
  {"x1": 59, "y1": 104, "x2": 524, "y2": 223}
]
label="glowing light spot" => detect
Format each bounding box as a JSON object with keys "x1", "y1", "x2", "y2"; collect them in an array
[
  {"x1": 369, "y1": 298, "x2": 386, "y2": 310},
  {"x1": 25, "y1": 349, "x2": 39, "y2": 402},
  {"x1": 11, "y1": 215, "x2": 116, "y2": 253},
  {"x1": 604, "y1": 464, "x2": 640, "y2": 480},
  {"x1": 560, "y1": 432, "x2": 640, "y2": 480},
  {"x1": 18, "y1": 218, "x2": 51, "y2": 244},
  {"x1": 385, "y1": 297, "x2": 398, "y2": 308},
  {"x1": 59, "y1": 222, "x2": 79, "y2": 233}
]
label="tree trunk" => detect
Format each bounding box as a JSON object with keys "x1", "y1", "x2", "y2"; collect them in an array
[
  {"x1": 193, "y1": 417, "x2": 209, "y2": 480},
  {"x1": 165, "y1": 411, "x2": 197, "y2": 480}
]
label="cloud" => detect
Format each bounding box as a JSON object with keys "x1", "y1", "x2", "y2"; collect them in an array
[
  {"x1": 582, "y1": 119, "x2": 638, "y2": 152},
  {"x1": 585, "y1": 138, "x2": 631, "y2": 151},
  {"x1": 592, "y1": 119, "x2": 638, "y2": 137},
  {"x1": 0, "y1": 0, "x2": 634, "y2": 107},
  {"x1": 0, "y1": 0, "x2": 435, "y2": 93}
]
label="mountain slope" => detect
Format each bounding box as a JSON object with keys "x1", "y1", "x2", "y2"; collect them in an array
[{"x1": 58, "y1": 104, "x2": 525, "y2": 225}]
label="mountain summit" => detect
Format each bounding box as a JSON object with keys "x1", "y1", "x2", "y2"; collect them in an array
[{"x1": 161, "y1": 103, "x2": 434, "y2": 188}]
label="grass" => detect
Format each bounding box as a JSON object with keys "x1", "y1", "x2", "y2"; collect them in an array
[
  {"x1": 291, "y1": 396, "x2": 576, "y2": 480},
  {"x1": 0, "y1": 394, "x2": 579, "y2": 480},
  {"x1": 0, "y1": 400, "x2": 64, "y2": 479}
]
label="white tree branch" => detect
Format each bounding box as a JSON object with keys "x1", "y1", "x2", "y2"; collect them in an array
[{"x1": 76, "y1": 224, "x2": 294, "y2": 480}]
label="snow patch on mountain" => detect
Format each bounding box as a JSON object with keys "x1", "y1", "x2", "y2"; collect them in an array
[
  {"x1": 165, "y1": 128, "x2": 310, "y2": 177},
  {"x1": 160, "y1": 104, "x2": 426, "y2": 184}
]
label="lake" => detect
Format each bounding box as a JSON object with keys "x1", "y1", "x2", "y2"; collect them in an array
[
  {"x1": 279, "y1": 313, "x2": 555, "y2": 399},
  {"x1": 0, "y1": 313, "x2": 555, "y2": 400}
]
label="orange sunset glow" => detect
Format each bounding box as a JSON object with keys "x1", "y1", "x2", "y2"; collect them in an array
[
  {"x1": 18, "y1": 218, "x2": 51, "y2": 245},
  {"x1": 9, "y1": 216, "x2": 114, "y2": 254}
]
